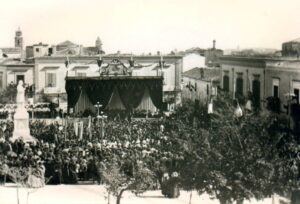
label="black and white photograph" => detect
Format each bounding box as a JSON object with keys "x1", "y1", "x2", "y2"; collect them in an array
[{"x1": 0, "y1": 0, "x2": 300, "y2": 203}]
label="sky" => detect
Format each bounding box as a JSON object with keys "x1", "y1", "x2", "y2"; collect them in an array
[{"x1": 0, "y1": 0, "x2": 300, "y2": 54}]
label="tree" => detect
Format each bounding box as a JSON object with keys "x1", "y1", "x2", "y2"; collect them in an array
[
  {"x1": 101, "y1": 156, "x2": 155, "y2": 204},
  {"x1": 174, "y1": 95, "x2": 293, "y2": 204}
]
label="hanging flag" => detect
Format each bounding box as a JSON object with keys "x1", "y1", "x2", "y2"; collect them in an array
[
  {"x1": 245, "y1": 100, "x2": 252, "y2": 111},
  {"x1": 79, "y1": 121, "x2": 84, "y2": 140},
  {"x1": 234, "y1": 103, "x2": 243, "y2": 118},
  {"x1": 212, "y1": 87, "x2": 217, "y2": 96},
  {"x1": 74, "y1": 121, "x2": 78, "y2": 137},
  {"x1": 208, "y1": 99, "x2": 213, "y2": 114},
  {"x1": 88, "y1": 116, "x2": 92, "y2": 140}
]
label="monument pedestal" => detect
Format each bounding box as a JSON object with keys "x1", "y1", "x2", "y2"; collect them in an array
[{"x1": 12, "y1": 106, "x2": 35, "y2": 142}]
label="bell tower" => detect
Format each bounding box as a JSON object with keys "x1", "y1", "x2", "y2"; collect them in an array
[{"x1": 15, "y1": 27, "x2": 23, "y2": 50}]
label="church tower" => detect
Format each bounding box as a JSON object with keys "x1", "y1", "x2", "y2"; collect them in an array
[
  {"x1": 15, "y1": 27, "x2": 23, "y2": 50},
  {"x1": 95, "y1": 36, "x2": 102, "y2": 53}
]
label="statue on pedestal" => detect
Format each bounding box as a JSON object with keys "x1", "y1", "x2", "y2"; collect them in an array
[{"x1": 11, "y1": 81, "x2": 35, "y2": 142}]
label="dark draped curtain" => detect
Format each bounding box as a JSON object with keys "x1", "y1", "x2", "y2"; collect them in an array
[
  {"x1": 65, "y1": 80, "x2": 83, "y2": 110},
  {"x1": 66, "y1": 78, "x2": 163, "y2": 112},
  {"x1": 118, "y1": 81, "x2": 145, "y2": 110},
  {"x1": 147, "y1": 80, "x2": 163, "y2": 110},
  {"x1": 85, "y1": 80, "x2": 115, "y2": 108}
]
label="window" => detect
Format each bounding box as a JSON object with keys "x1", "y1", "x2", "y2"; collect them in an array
[
  {"x1": 46, "y1": 73, "x2": 56, "y2": 87},
  {"x1": 294, "y1": 89, "x2": 299, "y2": 104},
  {"x1": 236, "y1": 73, "x2": 243, "y2": 98},
  {"x1": 293, "y1": 81, "x2": 300, "y2": 104},
  {"x1": 76, "y1": 72, "x2": 87, "y2": 77},
  {"x1": 48, "y1": 48, "x2": 53, "y2": 56},
  {"x1": 223, "y1": 71, "x2": 229, "y2": 92},
  {"x1": 252, "y1": 75, "x2": 261, "y2": 108},
  {"x1": 35, "y1": 48, "x2": 40, "y2": 52},
  {"x1": 16, "y1": 75, "x2": 25, "y2": 84},
  {"x1": 272, "y1": 78, "x2": 280, "y2": 98}
]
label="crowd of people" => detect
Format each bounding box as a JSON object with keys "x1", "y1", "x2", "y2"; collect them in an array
[{"x1": 0, "y1": 117, "x2": 184, "y2": 190}]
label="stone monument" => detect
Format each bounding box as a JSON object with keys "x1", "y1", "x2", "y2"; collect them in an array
[{"x1": 12, "y1": 80, "x2": 35, "y2": 142}]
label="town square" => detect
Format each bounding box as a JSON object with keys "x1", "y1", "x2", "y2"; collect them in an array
[{"x1": 0, "y1": 0, "x2": 300, "y2": 204}]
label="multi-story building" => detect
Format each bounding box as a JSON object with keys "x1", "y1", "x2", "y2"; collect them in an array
[{"x1": 33, "y1": 54, "x2": 183, "y2": 113}]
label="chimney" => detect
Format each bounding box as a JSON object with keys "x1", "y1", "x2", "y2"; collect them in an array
[
  {"x1": 200, "y1": 68, "x2": 204, "y2": 79},
  {"x1": 213, "y1": 40, "x2": 216, "y2": 49}
]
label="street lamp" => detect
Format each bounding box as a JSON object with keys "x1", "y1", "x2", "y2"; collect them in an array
[{"x1": 95, "y1": 101, "x2": 102, "y2": 117}]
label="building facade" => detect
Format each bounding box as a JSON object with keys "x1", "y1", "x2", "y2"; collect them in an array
[
  {"x1": 0, "y1": 59, "x2": 34, "y2": 91},
  {"x1": 33, "y1": 55, "x2": 183, "y2": 112},
  {"x1": 220, "y1": 55, "x2": 300, "y2": 111},
  {"x1": 266, "y1": 60, "x2": 300, "y2": 109},
  {"x1": 182, "y1": 67, "x2": 220, "y2": 104},
  {"x1": 219, "y1": 56, "x2": 268, "y2": 108}
]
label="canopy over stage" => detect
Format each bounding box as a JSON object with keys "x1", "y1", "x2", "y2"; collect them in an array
[{"x1": 65, "y1": 76, "x2": 163, "y2": 114}]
